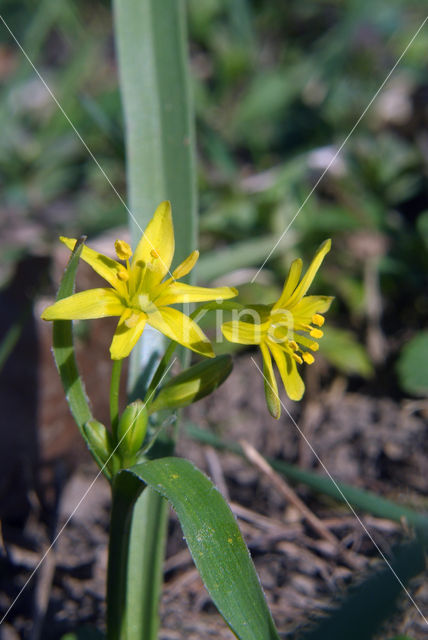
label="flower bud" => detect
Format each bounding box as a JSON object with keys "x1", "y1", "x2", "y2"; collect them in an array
[
  {"x1": 116, "y1": 401, "x2": 148, "y2": 457},
  {"x1": 150, "y1": 355, "x2": 232, "y2": 413},
  {"x1": 83, "y1": 420, "x2": 118, "y2": 476}
]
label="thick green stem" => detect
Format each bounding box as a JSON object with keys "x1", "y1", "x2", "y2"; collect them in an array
[{"x1": 107, "y1": 474, "x2": 143, "y2": 640}]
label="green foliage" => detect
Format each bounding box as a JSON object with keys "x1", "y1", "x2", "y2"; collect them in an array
[
  {"x1": 150, "y1": 354, "x2": 232, "y2": 412},
  {"x1": 320, "y1": 326, "x2": 373, "y2": 378},
  {"x1": 110, "y1": 2, "x2": 198, "y2": 639},
  {"x1": 61, "y1": 629, "x2": 104, "y2": 640},
  {"x1": 396, "y1": 331, "x2": 428, "y2": 396},
  {"x1": 126, "y1": 458, "x2": 281, "y2": 640}
]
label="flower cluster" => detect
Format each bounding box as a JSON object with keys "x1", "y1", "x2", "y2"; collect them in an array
[{"x1": 42, "y1": 201, "x2": 332, "y2": 416}]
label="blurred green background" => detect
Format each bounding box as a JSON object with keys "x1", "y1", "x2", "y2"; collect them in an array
[{"x1": 0, "y1": 0, "x2": 427, "y2": 397}]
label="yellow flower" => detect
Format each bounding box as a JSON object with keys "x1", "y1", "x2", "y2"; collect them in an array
[
  {"x1": 42, "y1": 201, "x2": 237, "y2": 360},
  {"x1": 222, "y1": 240, "x2": 333, "y2": 418}
]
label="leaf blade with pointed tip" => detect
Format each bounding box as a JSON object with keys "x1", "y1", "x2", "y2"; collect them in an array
[{"x1": 124, "y1": 458, "x2": 280, "y2": 640}]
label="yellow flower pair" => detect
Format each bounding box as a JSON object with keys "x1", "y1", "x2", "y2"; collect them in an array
[{"x1": 42, "y1": 201, "x2": 332, "y2": 416}]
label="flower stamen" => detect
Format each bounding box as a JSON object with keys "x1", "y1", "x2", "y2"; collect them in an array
[
  {"x1": 117, "y1": 266, "x2": 129, "y2": 282},
  {"x1": 115, "y1": 239, "x2": 133, "y2": 261},
  {"x1": 302, "y1": 352, "x2": 315, "y2": 364},
  {"x1": 312, "y1": 313, "x2": 325, "y2": 327}
]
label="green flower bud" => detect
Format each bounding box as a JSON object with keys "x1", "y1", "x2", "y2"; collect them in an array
[
  {"x1": 83, "y1": 420, "x2": 119, "y2": 477},
  {"x1": 150, "y1": 355, "x2": 232, "y2": 413},
  {"x1": 116, "y1": 400, "x2": 148, "y2": 457}
]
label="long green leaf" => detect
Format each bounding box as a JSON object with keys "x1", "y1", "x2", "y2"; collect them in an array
[
  {"x1": 113, "y1": 0, "x2": 197, "y2": 389},
  {"x1": 52, "y1": 238, "x2": 93, "y2": 434},
  {"x1": 112, "y1": 2, "x2": 197, "y2": 638},
  {"x1": 125, "y1": 458, "x2": 280, "y2": 640}
]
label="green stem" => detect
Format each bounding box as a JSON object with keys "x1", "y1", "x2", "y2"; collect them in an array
[
  {"x1": 144, "y1": 340, "x2": 177, "y2": 405},
  {"x1": 110, "y1": 358, "x2": 123, "y2": 438}
]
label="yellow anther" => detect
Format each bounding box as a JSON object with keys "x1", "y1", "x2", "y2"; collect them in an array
[
  {"x1": 125, "y1": 312, "x2": 141, "y2": 328},
  {"x1": 309, "y1": 342, "x2": 319, "y2": 352},
  {"x1": 310, "y1": 328, "x2": 323, "y2": 339},
  {"x1": 117, "y1": 268, "x2": 129, "y2": 282},
  {"x1": 288, "y1": 340, "x2": 299, "y2": 351},
  {"x1": 302, "y1": 352, "x2": 315, "y2": 365},
  {"x1": 150, "y1": 248, "x2": 160, "y2": 259},
  {"x1": 292, "y1": 353, "x2": 303, "y2": 364},
  {"x1": 312, "y1": 313, "x2": 325, "y2": 327},
  {"x1": 115, "y1": 239, "x2": 133, "y2": 261}
]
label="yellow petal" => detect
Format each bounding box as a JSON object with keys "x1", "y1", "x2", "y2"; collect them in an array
[
  {"x1": 155, "y1": 282, "x2": 238, "y2": 306},
  {"x1": 286, "y1": 239, "x2": 331, "y2": 307},
  {"x1": 269, "y1": 341, "x2": 305, "y2": 401},
  {"x1": 273, "y1": 258, "x2": 303, "y2": 310},
  {"x1": 171, "y1": 250, "x2": 199, "y2": 280},
  {"x1": 291, "y1": 295, "x2": 334, "y2": 328},
  {"x1": 60, "y1": 237, "x2": 128, "y2": 296},
  {"x1": 148, "y1": 307, "x2": 214, "y2": 358},
  {"x1": 41, "y1": 288, "x2": 124, "y2": 320},
  {"x1": 260, "y1": 342, "x2": 281, "y2": 419},
  {"x1": 110, "y1": 309, "x2": 147, "y2": 360},
  {"x1": 222, "y1": 319, "x2": 267, "y2": 345},
  {"x1": 131, "y1": 201, "x2": 174, "y2": 286}
]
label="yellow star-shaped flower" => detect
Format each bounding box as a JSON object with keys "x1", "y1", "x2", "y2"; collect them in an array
[
  {"x1": 42, "y1": 201, "x2": 237, "y2": 360},
  {"x1": 222, "y1": 240, "x2": 333, "y2": 418}
]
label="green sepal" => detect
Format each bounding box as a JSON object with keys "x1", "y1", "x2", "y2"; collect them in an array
[
  {"x1": 149, "y1": 355, "x2": 233, "y2": 413},
  {"x1": 263, "y1": 364, "x2": 280, "y2": 420}
]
